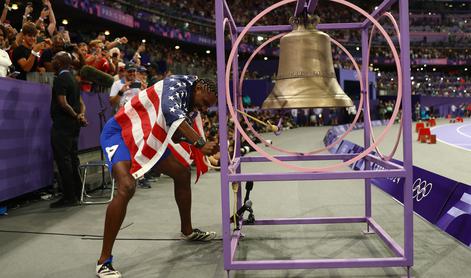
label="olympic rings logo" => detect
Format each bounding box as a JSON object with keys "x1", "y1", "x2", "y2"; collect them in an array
[{"x1": 412, "y1": 178, "x2": 433, "y2": 202}]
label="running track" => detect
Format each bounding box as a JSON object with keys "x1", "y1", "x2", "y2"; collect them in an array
[{"x1": 432, "y1": 122, "x2": 471, "y2": 151}]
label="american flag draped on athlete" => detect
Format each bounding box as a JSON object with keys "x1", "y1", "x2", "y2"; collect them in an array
[{"x1": 113, "y1": 75, "x2": 209, "y2": 182}]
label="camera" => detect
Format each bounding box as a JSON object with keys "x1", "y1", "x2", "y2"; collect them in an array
[
  {"x1": 129, "y1": 81, "x2": 141, "y2": 89},
  {"x1": 63, "y1": 43, "x2": 77, "y2": 53}
]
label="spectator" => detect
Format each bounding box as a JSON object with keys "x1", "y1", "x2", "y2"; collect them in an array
[
  {"x1": 39, "y1": 33, "x2": 65, "y2": 72},
  {"x1": 12, "y1": 22, "x2": 48, "y2": 80},
  {"x1": 0, "y1": 24, "x2": 11, "y2": 77},
  {"x1": 0, "y1": 0, "x2": 10, "y2": 24},
  {"x1": 85, "y1": 39, "x2": 113, "y2": 74},
  {"x1": 35, "y1": 0, "x2": 57, "y2": 38},
  {"x1": 109, "y1": 63, "x2": 146, "y2": 108}
]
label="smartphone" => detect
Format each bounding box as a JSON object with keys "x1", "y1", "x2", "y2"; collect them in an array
[
  {"x1": 129, "y1": 81, "x2": 141, "y2": 89},
  {"x1": 58, "y1": 26, "x2": 65, "y2": 33},
  {"x1": 141, "y1": 39, "x2": 146, "y2": 44},
  {"x1": 27, "y1": 2, "x2": 33, "y2": 7},
  {"x1": 37, "y1": 36, "x2": 45, "y2": 43},
  {"x1": 8, "y1": 71, "x2": 20, "y2": 78}
]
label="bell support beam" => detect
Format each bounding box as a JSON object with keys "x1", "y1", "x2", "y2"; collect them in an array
[
  {"x1": 228, "y1": 169, "x2": 407, "y2": 182},
  {"x1": 236, "y1": 22, "x2": 363, "y2": 33},
  {"x1": 306, "y1": 0, "x2": 319, "y2": 13},
  {"x1": 223, "y1": 0, "x2": 237, "y2": 33},
  {"x1": 294, "y1": 0, "x2": 307, "y2": 16},
  {"x1": 361, "y1": 0, "x2": 398, "y2": 28}
]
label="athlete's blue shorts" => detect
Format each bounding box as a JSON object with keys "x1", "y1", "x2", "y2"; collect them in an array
[{"x1": 100, "y1": 117, "x2": 171, "y2": 174}]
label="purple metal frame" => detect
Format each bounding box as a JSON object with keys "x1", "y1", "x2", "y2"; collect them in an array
[{"x1": 215, "y1": 0, "x2": 413, "y2": 276}]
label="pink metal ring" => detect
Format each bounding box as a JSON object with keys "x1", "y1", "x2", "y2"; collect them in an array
[
  {"x1": 366, "y1": 12, "x2": 403, "y2": 161},
  {"x1": 238, "y1": 35, "x2": 366, "y2": 156}
]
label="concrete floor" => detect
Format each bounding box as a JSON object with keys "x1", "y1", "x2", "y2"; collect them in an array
[{"x1": 1, "y1": 122, "x2": 471, "y2": 278}]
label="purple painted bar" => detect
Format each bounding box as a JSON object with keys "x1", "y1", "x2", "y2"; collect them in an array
[
  {"x1": 228, "y1": 169, "x2": 407, "y2": 182},
  {"x1": 253, "y1": 217, "x2": 366, "y2": 225},
  {"x1": 306, "y1": 0, "x2": 319, "y2": 13},
  {"x1": 215, "y1": 0, "x2": 232, "y2": 270},
  {"x1": 294, "y1": 0, "x2": 307, "y2": 16},
  {"x1": 223, "y1": 0, "x2": 237, "y2": 33},
  {"x1": 230, "y1": 258, "x2": 408, "y2": 270},
  {"x1": 365, "y1": 154, "x2": 403, "y2": 170},
  {"x1": 0, "y1": 78, "x2": 53, "y2": 202},
  {"x1": 240, "y1": 153, "x2": 359, "y2": 162},
  {"x1": 399, "y1": 0, "x2": 414, "y2": 267},
  {"x1": 235, "y1": 22, "x2": 363, "y2": 33},
  {"x1": 367, "y1": 218, "x2": 405, "y2": 257},
  {"x1": 361, "y1": 28, "x2": 373, "y2": 222},
  {"x1": 362, "y1": 0, "x2": 399, "y2": 28}
]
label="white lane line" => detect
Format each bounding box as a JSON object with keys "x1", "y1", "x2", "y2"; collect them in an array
[
  {"x1": 457, "y1": 124, "x2": 471, "y2": 139},
  {"x1": 436, "y1": 138, "x2": 471, "y2": 152}
]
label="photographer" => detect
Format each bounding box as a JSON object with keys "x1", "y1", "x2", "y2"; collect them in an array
[
  {"x1": 12, "y1": 22, "x2": 49, "y2": 80},
  {"x1": 86, "y1": 39, "x2": 113, "y2": 74},
  {"x1": 22, "y1": 2, "x2": 33, "y2": 25},
  {"x1": 39, "y1": 33, "x2": 64, "y2": 72},
  {"x1": 50, "y1": 51, "x2": 87, "y2": 208},
  {"x1": 36, "y1": 0, "x2": 56, "y2": 38},
  {"x1": 109, "y1": 63, "x2": 146, "y2": 108}
]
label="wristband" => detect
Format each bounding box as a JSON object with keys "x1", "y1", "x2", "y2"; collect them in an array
[{"x1": 31, "y1": 50, "x2": 41, "y2": 58}]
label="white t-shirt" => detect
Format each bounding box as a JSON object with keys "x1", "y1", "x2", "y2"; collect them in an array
[
  {"x1": 0, "y1": 49, "x2": 12, "y2": 78},
  {"x1": 109, "y1": 79, "x2": 141, "y2": 107}
]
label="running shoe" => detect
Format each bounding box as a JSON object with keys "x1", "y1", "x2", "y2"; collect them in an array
[
  {"x1": 96, "y1": 256, "x2": 122, "y2": 278},
  {"x1": 180, "y1": 228, "x2": 216, "y2": 242}
]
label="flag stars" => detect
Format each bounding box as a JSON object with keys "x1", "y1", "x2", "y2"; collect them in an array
[
  {"x1": 178, "y1": 114, "x2": 186, "y2": 119},
  {"x1": 169, "y1": 96, "x2": 175, "y2": 101},
  {"x1": 169, "y1": 107, "x2": 176, "y2": 113}
]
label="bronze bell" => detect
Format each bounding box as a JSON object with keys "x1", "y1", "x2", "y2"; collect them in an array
[{"x1": 262, "y1": 15, "x2": 353, "y2": 109}]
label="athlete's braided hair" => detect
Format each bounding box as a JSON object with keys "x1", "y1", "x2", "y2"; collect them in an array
[{"x1": 195, "y1": 78, "x2": 217, "y2": 96}]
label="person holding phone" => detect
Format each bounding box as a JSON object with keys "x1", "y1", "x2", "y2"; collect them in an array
[
  {"x1": 109, "y1": 63, "x2": 145, "y2": 108},
  {"x1": 12, "y1": 22, "x2": 47, "y2": 80}
]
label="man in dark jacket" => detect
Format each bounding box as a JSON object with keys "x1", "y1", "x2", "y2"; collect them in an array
[{"x1": 50, "y1": 51, "x2": 88, "y2": 208}]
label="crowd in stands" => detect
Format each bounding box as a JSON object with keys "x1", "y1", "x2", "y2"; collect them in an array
[
  {"x1": 1, "y1": 0, "x2": 470, "y2": 112},
  {"x1": 377, "y1": 71, "x2": 471, "y2": 97}
]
